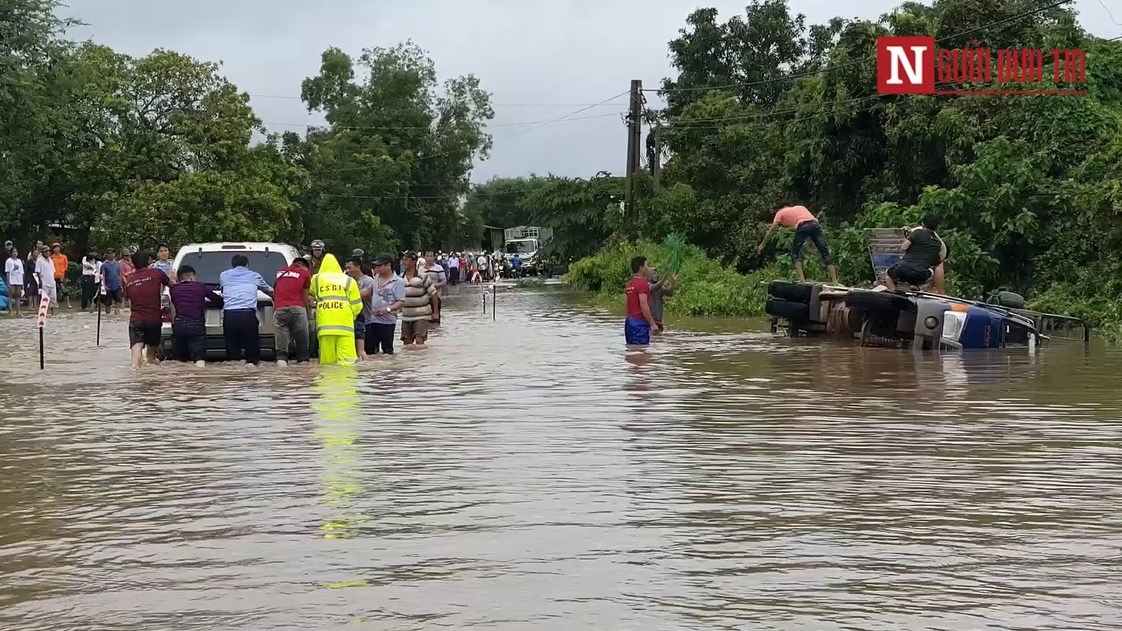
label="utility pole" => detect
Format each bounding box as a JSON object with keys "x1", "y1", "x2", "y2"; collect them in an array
[
  {"x1": 624, "y1": 79, "x2": 643, "y2": 231},
  {"x1": 652, "y1": 122, "x2": 662, "y2": 193}
]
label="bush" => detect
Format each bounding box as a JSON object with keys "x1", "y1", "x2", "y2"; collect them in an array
[{"x1": 564, "y1": 239, "x2": 765, "y2": 317}]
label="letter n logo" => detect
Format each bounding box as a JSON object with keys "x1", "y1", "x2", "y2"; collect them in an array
[{"x1": 877, "y1": 36, "x2": 935, "y2": 94}]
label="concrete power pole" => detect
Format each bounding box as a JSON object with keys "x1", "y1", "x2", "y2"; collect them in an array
[{"x1": 624, "y1": 79, "x2": 643, "y2": 230}]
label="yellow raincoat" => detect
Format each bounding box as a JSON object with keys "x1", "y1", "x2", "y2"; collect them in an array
[{"x1": 309, "y1": 254, "x2": 363, "y2": 365}]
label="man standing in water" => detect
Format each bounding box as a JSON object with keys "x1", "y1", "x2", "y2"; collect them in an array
[
  {"x1": 756, "y1": 204, "x2": 839, "y2": 284},
  {"x1": 647, "y1": 267, "x2": 678, "y2": 333},
  {"x1": 366, "y1": 253, "x2": 406, "y2": 355},
  {"x1": 345, "y1": 256, "x2": 376, "y2": 361},
  {"x1": 625, "y1": 256, "x2": 658, "y2": 348},
  {"x1": 219, "y1": 254, "x2": 273, "y2": 365},
  {"x1": 272, "y1": 257, "x2": 312, "y2": 366},
  {"x1": 400, "y1": 251, "x2": 434, "y2": 348},
  {"x1": 310, "y1": 253, "x2": 363, "y2": 365},
  {"x1": 100, "y1": 249, "x2": 123, "y2": 315},
  {"x1": 151, "y1": 244, "x2": 174, "y2": 281},
  {"x1": 170, "y1": 265, "x2": 222, "y2": 366},
  {"x1": 125, "y1": 251, "x2": 171, "y2": 368}
]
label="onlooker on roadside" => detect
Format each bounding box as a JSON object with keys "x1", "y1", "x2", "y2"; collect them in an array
[
  {"x1": 345, "y1": 256, "x2": 375, "y2": 361},
  {"x1": 4, "y1": 247, "x2": 24, "y2": 316},
  {"x1": 124, "y1": 251, "x2": 170, "y2": 369},
  {"x1": 169, "y1": 265, "x2": 222, "y2": 367},
  {"x1": 118, "y1": 247, "x2": 136, "y2": 307},
  {"x1": 100, "y1": 249, "x2": 124, "y2": 315},
  {"x1": 400, "y1": 251, "x2": 434, "y2": 348},
  {"x1": 422, "y1": 251, "x2": 447, "y2": 326},
  {"x1": 81, "y1": 250, "x2": 100, "y2": 311},
  {"x1": 3, "y1": 240, "x2": 11, "y2": 259},
  {"x1": 219, "y1": 254, "x2": 273, "y2": 365},
  {"x1": 50, "y1": 243, "x2": 70, "y2": 309},
  {"x1": 446, "y1": 251, "x2": 460, "y2": 285},
  {"x1": 32, "y1": 246, "x2": 57, "y2": 315},
  {"x1": 367, "y1": 252, "x2": 406, "y2": 355},
  {"x1": 25, "y1": 240, "x2": 43, "y2": 301},
  {"x1": 476, "y1": 252, "x2": 489, "y2": 282},
  {"x1": 272, "y1": 256, "x2": 312, "y2": 366}
]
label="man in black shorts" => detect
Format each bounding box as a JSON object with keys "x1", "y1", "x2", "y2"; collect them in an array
[
  {"x1": 124, "y1": 251, "x2": 171, "y2": 368},
  {"x1": 886, "y1": 214, "x2": 942, "y2": 291}
]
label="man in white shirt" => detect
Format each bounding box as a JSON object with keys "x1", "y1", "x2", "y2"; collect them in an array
[
  {"x1": 445, "y1": 251, "x2": 460, "y2": 285},
  {"x1": 32, "y1": 247, "x2": 58, "y2": 314},
  {"x1": 476, "y1": 253, "x2": 489, "y2": 281}
]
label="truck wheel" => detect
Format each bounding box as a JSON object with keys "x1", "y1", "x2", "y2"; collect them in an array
[
  {"x1": 767, "y1": 280, "x2": 814, "y2": 303},
  {"x1": 765, "y1": 297, "x2": 811, "y2": 321}
]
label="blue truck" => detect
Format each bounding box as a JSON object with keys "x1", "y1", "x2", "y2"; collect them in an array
[{"x1": 764, "y1": 229, "x2": 1089, "y2": 350}]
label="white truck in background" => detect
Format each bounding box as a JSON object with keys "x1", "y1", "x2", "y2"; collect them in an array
[{"x1": 503, "y1": 226, "x2": 553, "y2": 276}]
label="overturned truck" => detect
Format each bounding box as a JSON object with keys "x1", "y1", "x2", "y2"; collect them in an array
[{"x1": 764, "y1": 229, "x2": 1089, "y2": 350}]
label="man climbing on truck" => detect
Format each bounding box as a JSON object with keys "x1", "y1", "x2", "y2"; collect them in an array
[
  {"x1": 885, "y1": 214, "x2": 943, "y2": 292},
  {"x1": 756, "y1": 204, "x2": 839, "y2": 284}
]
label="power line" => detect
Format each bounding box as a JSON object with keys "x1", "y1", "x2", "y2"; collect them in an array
[
  {"x1": 261, "y1": 111, "x2": 621, "y2": 133},
  {"x1": 651, "y1": 0, "x2": 1075, "y2": 95},
  {"x1": 246, "y1": 93, "x2": 635, "y2": 108},
  {"x1": 502, "y1": 90, "x2": 630, "y2": 140}
]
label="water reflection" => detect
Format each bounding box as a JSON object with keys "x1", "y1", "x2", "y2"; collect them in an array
[
  {"x1": 0, "y1": 289, "x2": 1119, "y2": 629},
  {"x1": 314, "y1": 366, "x2": 363, "y2": 540}
]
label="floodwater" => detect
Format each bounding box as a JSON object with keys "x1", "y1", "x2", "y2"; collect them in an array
[{"x1": 1, "y1": 287, "x2": 1120, "y2": 630}]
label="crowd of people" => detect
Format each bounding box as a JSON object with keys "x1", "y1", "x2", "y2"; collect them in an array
[{"x1": 115, "y1": 242, "x2": 461, "y2": 369}]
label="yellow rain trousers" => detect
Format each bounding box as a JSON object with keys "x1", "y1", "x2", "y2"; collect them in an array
[{"x1": 309, "y1": 254, "x2": 364, "y2": 366}]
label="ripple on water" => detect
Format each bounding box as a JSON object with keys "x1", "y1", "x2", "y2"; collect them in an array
[{"x1": 1, "y1": 290, "x2": 1121, "y2": 630}]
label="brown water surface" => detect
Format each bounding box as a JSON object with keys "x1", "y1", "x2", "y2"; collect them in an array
[{"x1": 1, "y1": 287, "x2": 1120, "y2": 630}]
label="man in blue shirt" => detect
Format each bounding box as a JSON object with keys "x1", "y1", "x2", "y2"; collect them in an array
[
  {"x1": 99, "y1": 249, "x2": 124, "y2": 315},
  {"x1": 218, "y1": 254, "x2": 273, "y2": 365},
  {"x1": 511, "y1": 254, "x2": 523, "y2": 278}
]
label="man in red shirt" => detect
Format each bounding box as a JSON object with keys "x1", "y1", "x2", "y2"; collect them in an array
[
  {"x1": 124, "y1": 251, "x2": 171, "y2": 368},
  {"x1": 625, "y1": 256, "x2": 658, "y2": 347},
  {"x1": 273, "y1": 257, "x2": 312, "y2": 365}
]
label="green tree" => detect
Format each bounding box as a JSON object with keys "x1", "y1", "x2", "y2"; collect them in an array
[{"x1": 296, "y1": 42, "x2": 493, "y2": 253}]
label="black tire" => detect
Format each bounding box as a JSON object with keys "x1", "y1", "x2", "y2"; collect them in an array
[
  {"x1": 845, "y1": 290, "x2": 915, "y2": 313},
  {"x1": 766, "y1": 297, "x2": 811, "y2": 321},
  {"x1": 990, "y1": 291, "x2": 1025, "y2": 309},
  {"x1": 768, "y1": 280, "x2": 814, "y2": 303}
]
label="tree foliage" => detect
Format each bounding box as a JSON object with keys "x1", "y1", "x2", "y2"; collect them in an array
[
  {"x1": 565, "y1": 0, "x2": 1122, "y2": 326},
  {"x1": 0, "y1": 2, "x2": 494, "y2": 260}
]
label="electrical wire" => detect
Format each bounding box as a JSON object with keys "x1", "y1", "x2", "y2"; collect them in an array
[
  {"x1": 651, "y1": 0, "x2": 1076, "y2": 95},
  {"x1": 261, "y1": 111, "x2": 620, "y2": 133}
]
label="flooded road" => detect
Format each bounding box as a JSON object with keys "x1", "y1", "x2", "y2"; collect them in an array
[{"x1": 1, "y1": 287, "x2": 1120, "y2": 630}]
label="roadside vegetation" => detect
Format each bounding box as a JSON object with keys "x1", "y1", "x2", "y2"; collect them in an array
[
  {"x1": 467, "y1": 0, "x2": 1122, "y2": 331},
  {"x1": 2, "y1": 0, "x2": 493, "y2": 256}
]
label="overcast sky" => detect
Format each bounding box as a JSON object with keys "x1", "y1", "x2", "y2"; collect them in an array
[{"x1": 66, "y1": 0, "x2": 1119, "y2": 183}]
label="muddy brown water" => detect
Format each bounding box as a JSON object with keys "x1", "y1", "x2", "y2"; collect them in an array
[{"x1": 1, "y1": 287, "x2": 1120, "y2": 630}]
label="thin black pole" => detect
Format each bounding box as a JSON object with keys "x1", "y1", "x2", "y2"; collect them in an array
[
  {"x1": 39, "y1": 327, "x2": 44, "y2": 370},
  {"x1": 492, "y1": 283, "x2": 496, "y2": 321},
  {"x1": 482, "y1": 287, "x2": 486, "y2": 314},
  {"x1": 96, "y1": 299, "x2": 102, "y2": 346}
]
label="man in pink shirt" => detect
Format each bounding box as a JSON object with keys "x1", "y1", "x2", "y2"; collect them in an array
[{"x1": 756, "y1": 205, "x2": 839, "y2": 284}]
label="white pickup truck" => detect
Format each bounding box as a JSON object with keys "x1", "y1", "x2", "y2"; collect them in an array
[{"x1": 158, "y1": 242, "x2": 300, "y2": 361}]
